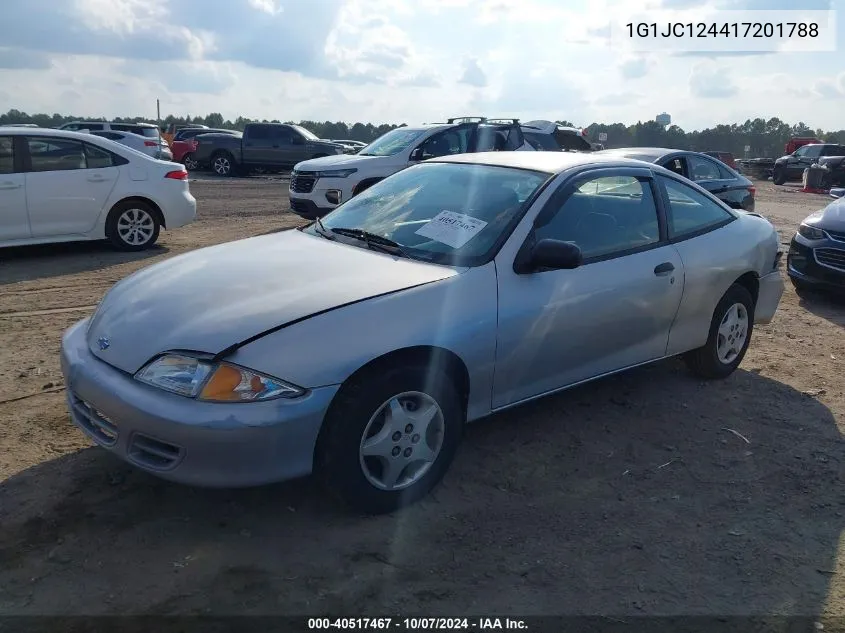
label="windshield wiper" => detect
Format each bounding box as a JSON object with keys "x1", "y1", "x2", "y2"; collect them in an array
[
  {"x1": 330, "y1": 227, "x2": 411, "y2": 257},
  {"x1": 312, "y1": 216, "x2": 335, "y2": 240}
]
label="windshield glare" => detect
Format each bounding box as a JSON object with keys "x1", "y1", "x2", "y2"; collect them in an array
[
  {"x1": 310, "y1": 162, "x2": 548, "y2": 264},
  {"x1": 359, "y1": 128, "x2": 426, "y2": 156}
]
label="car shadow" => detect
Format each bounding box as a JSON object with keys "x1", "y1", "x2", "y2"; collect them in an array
[
  {"x1": 0, "y1": 241, "x2": 168, "y2": 286},
  {"x1": 798, "y1": 288, "x2": 845, "y2": 329},
  {"x1": 0, "y1": 362, "x2": 842, "y2": 617}
]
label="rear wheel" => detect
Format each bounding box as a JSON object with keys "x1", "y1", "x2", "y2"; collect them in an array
[
  {"x1": 106, "y1": 201, "x2": 160, "y2": 251},
  {"x1": 772, "y1": 165, "x2": 787, "y2": 185},
  {"x1": 316, "y1": 364, "x2": 464, "y2": 514},
  {"x1": 183, "y1": 153, "x2": 199, "y2": 171},
  {"x1": 684, "y1": 284, "x2": 754, "y2": 380}
]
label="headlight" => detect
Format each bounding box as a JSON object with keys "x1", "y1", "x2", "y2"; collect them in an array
[
  {"x1": 316, "y1": 168, "x2": 357, "y2": 178},
  {"x1": 135, "y1": 354, "x2": 305, "y2": 402},
  {"x1": 797, "y1": 223, "x2": 825, "y2": 240}
]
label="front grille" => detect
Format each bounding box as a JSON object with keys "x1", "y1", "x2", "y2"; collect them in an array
[
  {"x1": 128, "y1": 433, "x2": 183, "y2": 471},
  {"x1": 290, "y1": 171, "x2": 317, "y2": 194},
  {"x1": 70, "y1": 393, "x2": 118, "y2": 447},
  {"x1": 815, "y1": 247, "x2": 845, "y2": 272},
  {"x1": 825, "y1": 228, "x2": 845, "y2": 243}
]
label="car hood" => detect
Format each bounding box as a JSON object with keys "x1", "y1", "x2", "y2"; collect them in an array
[
  {"x1": 85, "y1": 230, "x2": 458, "y2": 374},
  {"x1": 294, "y1": 154, "x2": 385, "y2": 171},
  {"x1": 804, "y1": 197, "x2": 845, "y2": 231}
]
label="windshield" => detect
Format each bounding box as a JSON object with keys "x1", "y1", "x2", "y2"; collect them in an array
[
  {"x1": 290, "y1": 125, "x2": 318, "y2": 141},
  {"x1": 359, "y1": 128, "x2": 427, "y2": 156},
  {"x1": 306, "y1": 162, "x2": 549, "y2": 265}
]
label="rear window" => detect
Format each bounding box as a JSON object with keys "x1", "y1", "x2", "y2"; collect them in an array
[{"x1": 0, "y1": 136, "x2": 14, "y2": 174}]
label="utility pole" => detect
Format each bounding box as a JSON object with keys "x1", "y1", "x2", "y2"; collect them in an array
[{"x1": 156, "y1": 99, "x2": 161, "y2": 130}]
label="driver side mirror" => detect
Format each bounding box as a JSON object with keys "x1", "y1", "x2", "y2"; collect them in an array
[
  {"x1": 516, "y1": 238, "x2": 582, "y2": 274},
  {"x1": 409, "y1": 147, "x2": 424, "y2": 161}
]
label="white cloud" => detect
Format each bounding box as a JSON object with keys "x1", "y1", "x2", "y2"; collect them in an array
[{"x1": 459, "y1": 58, "x2": 488, "y2": 87}]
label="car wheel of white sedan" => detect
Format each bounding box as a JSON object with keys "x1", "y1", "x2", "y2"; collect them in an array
[
  {"x1": 317, "y1": 364, "x2": 463, "y2": 514},
  {"x1": 684, "y1": 284, "x2": 755, "y2": 379},
  {"x1": 106, "y1": 201, "x2": 161, "y2": 251}
]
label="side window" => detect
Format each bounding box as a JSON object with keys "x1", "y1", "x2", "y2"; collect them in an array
[
  {"x1": 687, "y1": 155, "x2": 722, "y2": 181},
  {"x1": 794, "y1": 146, "x2": 808, "y2": 157},
  {"x1": 81, "y1": 123, "x2": 104, "y2": 131},
  {"x1": 663, "y1": 158, "x2": 684, "y2": 176},
  {"x1": 658, "y1": 175, "x2": 733, "y2": 239},
  {"x1": 419, "y1": 128, "x2": 470, "y2": 159},
  {"x1": 0, "y1": 136, "x2": 14, "y2": 174},
  {"x1": 84, "y1": 143, "x2": 116, "y2": 168},
  {"x1": 272, "y1": 127, "x2": 295, "y2": 144},
  {"x1": 247, "y1": 125, "x2": 271, "y2": 140},
  {"x1": 27, "y1": 137, "x2": 86, "y2": 172},
  {"x1": 63, "y1": 124, "x2": 80, "y2": 131},
  {"x1": 535, "y1": 175, "x2": 660, "y2": 260}
]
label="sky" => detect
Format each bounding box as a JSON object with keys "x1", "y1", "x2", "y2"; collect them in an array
[{"x1": 0, "y1": 0, "x2": 842, "y2": 130}]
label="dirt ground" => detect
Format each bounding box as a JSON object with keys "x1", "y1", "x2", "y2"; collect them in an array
[{"x1": 0, "y1": 176, "x2": 843, "y2": 618}]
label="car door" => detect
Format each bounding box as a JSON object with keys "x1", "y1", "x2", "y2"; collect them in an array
[
  {"x1": 270, "y1": 126, "x2": 302, "y2": 167},
  {"x1": 241, "y1": 124, "x2": 273, "y2": 165},
  {"x1": 24, "y1": 137, "x2": 119, "y2": 238},
  {"x1": 653, "y1": 174, "x2": 744, "y2": 357},
  {"x1": 492, "y1": 167, "x2": 684, "y2": 408},
  {"x1": 0, "y1": 135, "x2": 29, "y2": 241},
  {"x1": 790, "y1": 145, "x2": 821, "y2": 177},
  {"x1": 684, "y1": 154, "x2": 746, "y2": 207}
]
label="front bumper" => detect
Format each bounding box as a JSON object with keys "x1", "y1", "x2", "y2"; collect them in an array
[
  {"x1": 60, "y1": 319, "x2": 339, "y2": 487},
  {"x1": 787, "y1": 236, "x2": 845, "y2": 293},
  {"x1": 288, "y1": 197, "x2": 335, "y2": 220},
  {"x1": 754, "y1": 269, "x2": 785, "y2": 324}
]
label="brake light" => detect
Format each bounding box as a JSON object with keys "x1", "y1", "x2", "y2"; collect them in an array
[
  {"x1": 748, "y1": 186, "x2": 756, "y2": 197},
  {"x1": 144, "y1": 140, "x2": 157, "y2": 146},
  {"x1": 165, "y1": 170, "x2": 188, "y2": 180},
  {"x1": 191, "y1": 140, "x2": 198, "y2": 149}
]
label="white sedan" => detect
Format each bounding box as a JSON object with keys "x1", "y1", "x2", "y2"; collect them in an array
[{"x1": 0, "y1": 128, "x2": 196, "y2": 251}]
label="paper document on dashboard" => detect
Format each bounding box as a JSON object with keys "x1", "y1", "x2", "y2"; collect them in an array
[{"x1": 415, "y1": 210, "x2": 488, "y2": 249}]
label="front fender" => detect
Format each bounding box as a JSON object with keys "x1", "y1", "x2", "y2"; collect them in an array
[{"x1": 226, "y1": 263, "x2": 500, "y2": 422}]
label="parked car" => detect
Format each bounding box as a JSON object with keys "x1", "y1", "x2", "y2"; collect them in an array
[
  {"x1": 170, "y1": 128, "x2": 239, "y2": 170},
  {"x1": 288, "y1": 117, "x2": 533, "y2": 219},
  {"x1": 787, "y1": 195, "x2": 845, "y2": 293},
  {"x1": 816, "y1": 154, "x2": 845, "y2": 188},
  {"x1": 772, "y1": 143, "x2": 845, "y2": 185},
  {"x1": 89, "y1": 130, "x2": 172, "y2": 161},
  {"x1": 831, "y1": 188, "x2": 845, "y2": 199},
  {"x1": 703, "y1": 151, "x2": 738, "y2": 169},
  {"x1": 0, "y1": 128, "x2": 195, "y2": 251},
  {"x1": 0, "y1": 123, "x2": 40, "y2": 128},
  {"x1": 785, "y1": 137, "x2": 823, "y2": 155},
  {"x1": 192, "y1": 123, "x2": 345, "y2": 177},
  {"x1": 521, "y1": 120, "x2": 593, "y2": 152},
  {"x1": 163, "y1": 123, "x2": 209, "y2": 146},
  {"x1": 60, "y1": 151, "x2": 783, "y2": 513},
  {"x1": 597, "y1": 148, "x2": 756, "y2": 212},
  {"x1": 331, "y1": 139, "x2": 367, "y2": 152},
  {"x1": 737, "y1": 157, "x2": 775, "y2": 181}
]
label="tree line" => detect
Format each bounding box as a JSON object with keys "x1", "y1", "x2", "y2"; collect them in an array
[{"x1": 2, "y1": 108, "x2": 843, "y2": 158}]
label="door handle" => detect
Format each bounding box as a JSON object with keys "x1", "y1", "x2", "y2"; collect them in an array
[
  {"x1": 0, "y1": 182, "x2": 22, "y2": 190},
  {"x1": 654, "y1": 262, "x2": 675, "y2": 276},
  {"x1": 87, "y1": 175, "x2": 106, "y2": 182}
]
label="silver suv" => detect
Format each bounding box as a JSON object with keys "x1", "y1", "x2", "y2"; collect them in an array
[{"x1": 57, "y1": 121, "x2": 169, "y2": 156}]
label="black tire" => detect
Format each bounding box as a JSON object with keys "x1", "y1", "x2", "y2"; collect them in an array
[
  {"x1": 105, "y1": 200, "x2": 161, "y2": 251},
  {"x1": 684, "y1": 284, "x2": 755, "y2": 380},
  {"x1": 772, "y1": 166, "x2": 787, "y2": 185},
  {"x1": 316, "y1": 364, "x2": 464, "y2": 515},
  {"x1": 183, "y1": 153, "x2": 199, "y2": 171},
  {"x1": 211, "y1": 151, "x2": 236, "y2": 177}
]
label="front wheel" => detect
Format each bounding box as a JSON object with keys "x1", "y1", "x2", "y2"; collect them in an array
[
  {"x1": 105, "y1": 201, "x2": 161, "y2": 251},
  {"x1": 772, "y1": 166, "x2": 787, "y2": 185},
  {"x1": 684, "y1": 284, "x2": 754, "y2": 380},
  {"x1": 316, "y1": 365, "x2": 464, "y2": 514},
  {"x1": 212, "y1": 152, "x2": 235, "y2": 177}
]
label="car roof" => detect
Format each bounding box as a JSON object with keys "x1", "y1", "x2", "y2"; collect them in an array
[
  {"x1": 597, "y1": 147, "x2": 681, "y2": 160},
  {"x1": 432, "y1": 151, "x2": 657, "y2": 174}
]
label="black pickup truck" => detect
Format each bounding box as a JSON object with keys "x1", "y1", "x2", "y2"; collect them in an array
[{"x1": 193, "y1": 123, "x2": 345, "y2": 176}]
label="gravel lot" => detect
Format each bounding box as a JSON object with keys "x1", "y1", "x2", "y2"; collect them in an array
[{"x1": 0, "y1": 177, "x2": 843, "y2": 617}]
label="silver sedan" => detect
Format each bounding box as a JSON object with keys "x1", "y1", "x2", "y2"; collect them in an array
[{"x1": 61, "y1": 152, "x2": 784, "y2": 514}]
